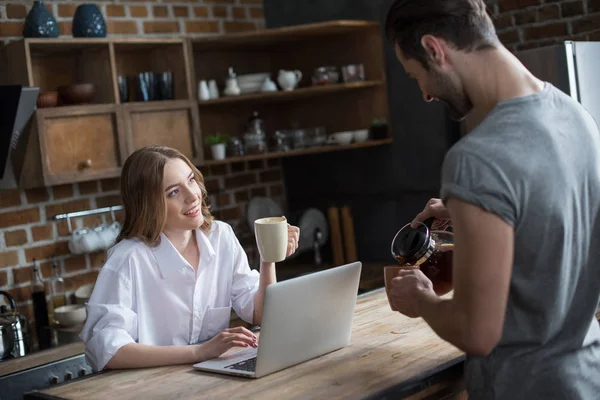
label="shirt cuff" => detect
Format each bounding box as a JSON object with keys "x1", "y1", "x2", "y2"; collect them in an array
[{"x1": 85, "y1": 328, "x2": 136, "y2": 371}]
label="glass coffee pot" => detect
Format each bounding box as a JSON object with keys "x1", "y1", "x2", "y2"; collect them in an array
[{"x1": 391, "y1": 218, "x2": 454, "y2": 295}]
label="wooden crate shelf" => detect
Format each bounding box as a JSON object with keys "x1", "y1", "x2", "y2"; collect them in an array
[
  {"x1": 197, "y1": 81, "x2": 384, "y2": 107},
  {"x1": 0, "y1": 20, "x2": 392, "y2": 188},
  {"x1": 203, "y1": 138, "x2": 393, "y2": 166}
]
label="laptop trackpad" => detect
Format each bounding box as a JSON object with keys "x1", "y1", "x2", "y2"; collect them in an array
[{"x1": 193, "y1": 347, "x2": 258, "y2": 370}]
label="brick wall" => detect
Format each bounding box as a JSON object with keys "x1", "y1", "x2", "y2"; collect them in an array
[
  {"x1": 0, "y1": 0, "x2": 287, "y2": 329},
  {"x1": 487, "y1": 0, "x2": 600, "y2": 51}
]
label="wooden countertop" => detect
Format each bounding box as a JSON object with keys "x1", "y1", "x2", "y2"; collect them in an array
[{"x1": 27, "y1": 289, "x2": 465, "y2": 400}]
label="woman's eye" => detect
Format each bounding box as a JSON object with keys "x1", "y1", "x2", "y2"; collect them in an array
[{"x1": 167, "y1": 189, "x2": 178, "y2": 198}]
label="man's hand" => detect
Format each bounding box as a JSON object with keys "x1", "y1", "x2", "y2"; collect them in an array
[{"x1": 390, "y1": 269, "x2": 436, "y2": 318}]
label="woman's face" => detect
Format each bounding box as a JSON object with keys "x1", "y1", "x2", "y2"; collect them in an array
[{"x1": 162, "y1": 158, "x2": 204, "y2": 233}]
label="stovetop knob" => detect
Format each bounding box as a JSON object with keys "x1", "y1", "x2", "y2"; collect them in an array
[
  {"x1": 78, "y1": 368, "x2": 87, "y2": 378},
  {"x1": 64, "y1": 371, "x2": 73, "y2": 381},
  {"x1": 49, "y1": 375, "x2": 59, "y2": 385}
]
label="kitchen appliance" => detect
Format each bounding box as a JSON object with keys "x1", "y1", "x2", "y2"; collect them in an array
[
  {"x1": 0, "y1": 85, "x2": 39, "y2": 190},
  {"x1": 0, "y1": 291, "x2": 32, "y2": 358},
  {"x1": 517, "y1": 41, "x2": 600, "y2": 126}
]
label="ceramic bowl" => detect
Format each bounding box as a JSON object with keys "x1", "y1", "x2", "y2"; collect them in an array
[
  {"x1": 36, "y1": 91, "x2": 58, "y2": 108},
  {"x1": 328, "y1": 131, "x2": 354, "y2": 145},
  {"x1": 54, "y1": 305, "x2": 87, "y2": 326},
  {"x1": 74, "y1": 283, "x2": 95, "y2": 304},
  {"x1": 58, "y1": 83, "x2": 96, "y2": 105},
  {"x1": 353, "y1": 129, "x2": 369, "y2": 143}
]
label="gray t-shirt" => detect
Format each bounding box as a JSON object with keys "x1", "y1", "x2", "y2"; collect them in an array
[{"x1": 441, "y1": 83, "x2": 600, "y2": 399}]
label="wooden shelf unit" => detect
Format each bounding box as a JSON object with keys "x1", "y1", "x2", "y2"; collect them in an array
[{"x1": 0, "y1": 20, "x2": 391, "y2": 188}]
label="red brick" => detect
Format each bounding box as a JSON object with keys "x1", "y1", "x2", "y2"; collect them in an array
[
  {"x1": 0, "y1": 251, "x2": 20, "y2": 268},
  {"x1": 266, "y1": 158, "x2": 280, "y2": 167},
  {"x1": 58, "y1": 4, "x2": 77, "y2": 18},
  {"x1": 240, "y1": 0, "x2": 262, "y2": 3},
  {"x1": 514, "y1": 9, "x2": 536, "y2": 25},
  {"x1": 223, "y1": 21, "x2": 256, "y2": 33},
  {"x1": 153, "y1": 5, "x2": 169, "y2": 18},
  {"x1": 12, "y1": 266, "x2": 33, "y2": 285},
  {"x1": 588, "y1": 0, "x2": 600, "y2": 13},
  {"x1": 203, "y1": 0, "x2": 235, "y2": 3},
  {"x1": 537, "y1": 4, "x2": 560, "y2": 22},
  {"x1": 56, "y1": 220, "x2": 71, "y2": 237},
  {"x1": 78, "y1": 181, "x2": 99, "y2": 195},
  {"x1": 0, "y1": 22, "x2": 23, "y2": 37},
  {"x1": 225, "y1": 173, "x2": 257, "y2": 188},
  {"x1": 232, "y1": 7, "x2": 246, "y2": 19},
  {"x1": 4, "y1": 285, "x2": 30, "y2": 303},
  {"x1": 572, "y1": 14, "x2": 600, "y2": 34},
  {"x1": 217, "y1": 206, "x2": 242, "y2": 221},
  {"x1": 562, "y1": 2, "x2": 584, "y2": 17},
  {"x1": 129, "y1": 5, "x2": 148, "y2": 18},
  {"x1": 247, "y1": 160, "x2": 265, "y2": 170},
  {"x1": 16, "y1": 303, "x2": 34, "y2": 323},
  {"x1": 89, "y1": 251, "x2": 107, "y2": 268},
  {"x1": 231, "y1": 161, "x2": 246, "y2": 173},
  {"x1": 64, "y1": 255, "x2": 87, "y2": 274},
  {"x1": 24, "y1": 241, "x2": 70, "y2": 262},
  {"x1": 39, "y1": 260, "x2": 53, "y2": 279},
  {"x1": 32, "y1": 225, "x2": 53, "y2": 242},
  {"x1": 100, "y1": 178, "x2": 120, "y2": 192},
  {"x1": 259, "y1": 169, "x2": 282, "y2": 183},
  {"x1": 186, "y1": 21, "x2": 219, "y2": 34},
  {"x1": 589, "y1": 30, "x2": 600, "y2": 40},
  {"x1": 250, "y1": 187, "x2": 267, "y2": 197},
  {"x1": 205, "y1": 178, "x2": 222, "y2": 192},
  {"x1": 45, "y1": 200, "x2": 91, "y2": 221},
  {"x1": 96, "y1": 195, "x2": 122, "y2": 208},
  {"x1": 212, "y1": 6, "x2": 228, "y2": 18},
  {"x1": 59, "y1": 22, "x2": 72, "y2": 36},
  {"x1": 209, "y1": 164, "x2": 228, "y2": 176},
  {"x1": 194, "y1": 6, "x2": 209, "y2": 17},
  {"x1": 6, "y1": 4, "x2": 27, "y2": 19},
  {"x1": 64, "y1": 270, "x2": 99, "y2": 291},
  {"x1": 25, "y1": 188, "x2": 49, "y2": 204},
  {"x1": 0, "y1": 208, "x2": 40, "y2": 229},
  {"x1": 235, "y1": 190, "x2": 249, "y2": 203},
  {"x1": 81, "y1": 215, "x2": 104, "y2": 229},
  {"x1": 524, "y1": 22, "x2": 567, "y2": 40},
  {"x1": 214, "y1": 193, "x2": 231, "y2": 207},
  {"x1": 499, "y1": 28, "x2": 520, "y2": 44},
  {"x1": 173, "y1": 6, "x2": 189, "y2": 17},
  {"x1": 0, "y1": 190, "x2": 21, "y2": 207},
  {"x1": 270, "y1": 184, "x2": 284, "y2": 197},
  {"x1": 106, "y1": 21, "x2": 138, "y2": 35},
  {"x1": 249, "y1": 7, "x2": 264, "y2": 19},
  {"x1": 493, "y1": 13, "x2": 513, "y2": 29},
  {"x1": 0, "y1": 270, "x2": 8, "y2": 287},
  {"x1": 144, "y1": 21, "x2": 179, "y2": 34},
  {"x1": 106, "y1": 5, "x2": 126, "y2": 17},
  {"x1": 5, "y1": 229, "x2": 28, "y2": 247},
  {"x1": 52, "y1": 184, "x2": 74, "y2": 200},
  {"x1": 499, "y1": 0, "x2": 540, "y2": 13}
]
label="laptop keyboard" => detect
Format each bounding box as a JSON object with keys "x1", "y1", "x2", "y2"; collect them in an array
[{"x1": 224, "y1": 356, "x2": 257, "y2": 372}]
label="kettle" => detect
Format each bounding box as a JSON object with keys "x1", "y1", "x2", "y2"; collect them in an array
[{"x1": 0, "y1": 291, "x2": 31, "y2": 358}]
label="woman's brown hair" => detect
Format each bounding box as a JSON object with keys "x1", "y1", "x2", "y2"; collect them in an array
[{"x1": 116, "y1": 146, "x2": 213, "y2": 245}]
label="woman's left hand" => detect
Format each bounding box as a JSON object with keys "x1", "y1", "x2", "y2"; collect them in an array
[{"x1": 286, "y1": 224, "x2": 300, "y2": 257}]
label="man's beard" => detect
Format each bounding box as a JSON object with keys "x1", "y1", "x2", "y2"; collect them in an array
[{"x1": 431, "y1": 70, "x2": 472, "y2": 121}]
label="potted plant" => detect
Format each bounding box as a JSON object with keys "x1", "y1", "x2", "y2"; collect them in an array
[
  {"x1": 205, "y1": 133, "x2": 229, "y2": 160},
  {"x1": 370, "y1": 117, "x2": 389, "y2": 140}
]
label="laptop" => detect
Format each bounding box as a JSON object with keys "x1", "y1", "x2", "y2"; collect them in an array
[{"x1": 193, "y1": 261, "x2": 362, "y2": 378}]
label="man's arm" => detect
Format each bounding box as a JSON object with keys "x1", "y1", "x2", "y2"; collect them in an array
[{"x1": 414, "y1": 197, "x2": 514, "y2": 356}]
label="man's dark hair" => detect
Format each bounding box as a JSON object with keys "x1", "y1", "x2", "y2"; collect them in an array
[{"x1": 385, "y1": 0, "x2": 499, "y2": 69}]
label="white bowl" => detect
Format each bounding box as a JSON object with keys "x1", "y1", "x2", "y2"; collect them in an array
[
  {"x1": 353, "y1": 129, "x2": 369, "y2": 143},
  {"x1": 74, "y1": 283, "x2": 95, "y2": 304},
  {"x1": 328, "y1": 131, "x2": 354, "y2": 145},
  {"x1": 54, "y1": 305, "x2": 87, "y2": 327}
]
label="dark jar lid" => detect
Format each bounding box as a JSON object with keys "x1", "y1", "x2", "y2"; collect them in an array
[{"x1": 391, "y1": 220, "x2": 434, "y2": 265}]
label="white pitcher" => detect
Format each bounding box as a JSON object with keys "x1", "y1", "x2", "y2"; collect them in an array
[{"x1": 277, "y1": 69, "x2": 302, "y2": 91}]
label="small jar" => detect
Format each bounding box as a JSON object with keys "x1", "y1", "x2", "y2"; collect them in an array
[{"x1": 391, "y1": 219, "x2": 454, "y2": 295}]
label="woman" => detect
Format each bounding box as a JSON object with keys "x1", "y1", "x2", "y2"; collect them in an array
[{"x1": 80, "y1": 146, "x2": 300, "y2": 371}]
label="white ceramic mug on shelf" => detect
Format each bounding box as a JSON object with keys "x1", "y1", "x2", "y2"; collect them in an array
[{"x1": 254, "y1": 216, "x2": 288, "y2": 263}]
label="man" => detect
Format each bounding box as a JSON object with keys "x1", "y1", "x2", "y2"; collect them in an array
[{"x1": 385, "y1": 0, "x2": 600, "y2": 398}]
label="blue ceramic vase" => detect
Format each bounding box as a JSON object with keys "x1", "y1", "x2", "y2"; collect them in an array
[
  {"x1": 72, "y1": 4, "x2": 107, "y2": 38},
  {"x1": 23, "y1": 0, "x2": 60, "y2": 38}
]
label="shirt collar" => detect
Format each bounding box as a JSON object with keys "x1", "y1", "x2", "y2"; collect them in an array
[{"x1": 152, "y1": 228, "x2": 216, "y2": 278}]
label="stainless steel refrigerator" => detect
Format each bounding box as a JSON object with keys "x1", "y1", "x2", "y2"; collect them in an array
[{"x1": 516, "y1": 41, "x2": 600, "y2": 125}]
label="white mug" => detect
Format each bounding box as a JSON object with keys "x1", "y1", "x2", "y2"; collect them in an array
[{"x1": 254, "y1": 216, "x2": 288, "y2": 263}]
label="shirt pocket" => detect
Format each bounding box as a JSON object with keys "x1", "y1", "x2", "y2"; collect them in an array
[{"x1": 199, "y1": 306, "x2": 232, "y2": 342}]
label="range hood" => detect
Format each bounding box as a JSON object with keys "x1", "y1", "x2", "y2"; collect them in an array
[{"x1": 0, "y1": 85, "x2": 39, "y2": 190}]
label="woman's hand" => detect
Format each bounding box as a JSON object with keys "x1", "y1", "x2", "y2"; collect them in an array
[
  {"x1": 197, "y1": 327, "x2": 258, "y2": 360},
  {"x1": 286, "y1": 223, "x2": 300, "y2": 257}
]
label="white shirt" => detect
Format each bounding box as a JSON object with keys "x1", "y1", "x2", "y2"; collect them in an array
[{"x1": 79, "y1": 221, "x2": 260, "y2": 371}]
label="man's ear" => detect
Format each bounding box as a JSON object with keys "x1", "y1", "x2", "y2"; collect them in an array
[{"x1": 421, "y1": 35, "x2": 447, "y2": 68}]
